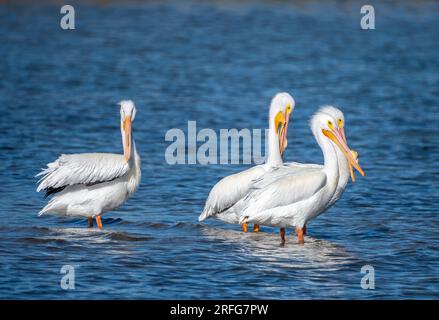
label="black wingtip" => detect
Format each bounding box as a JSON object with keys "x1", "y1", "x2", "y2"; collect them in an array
[{"x1": 44, "y1": 186, "x2": 66, "y2": 198}]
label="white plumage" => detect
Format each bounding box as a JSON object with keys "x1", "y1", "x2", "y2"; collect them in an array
[
  {"x1": 199, "y1": 165, "x2": 266, "y2": 223},
  {"x1": 198, "y1": 93, "x2": 295, "y2": 228},
  {"x1": 36, "y1": 153, "x2": 130, "y2": 193},
  {"x1": 36, "y1": 100, "x2": 141, "y2": 228},
  {"x1": 239, "y1": 107, "x2": 364, "y2": 244}
]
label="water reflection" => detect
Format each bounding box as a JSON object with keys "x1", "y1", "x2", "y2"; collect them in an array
[{"x1": 200, "y1": 226, "x2": 356, "y2": 270}]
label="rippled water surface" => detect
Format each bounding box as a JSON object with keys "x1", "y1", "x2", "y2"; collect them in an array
[{"x1": 0, "y1": 1, "x2": 438, "y2": 299}]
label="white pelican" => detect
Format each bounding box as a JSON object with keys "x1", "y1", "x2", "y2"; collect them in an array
[
  {"x1": 319, "y1": 106, "x2": 359, "y2": 206},
  {"x1": 239, "y1": 107, "x2": 364, "y2": 244},
  {"x1": 284, "y1": 106, "x2": 360, "y2": 237},
  {"x1": 198, "y1": 92, "x2": 295, "y2": 232},
  {"x1": 36, "y1": 100, "x2": 141, "y2": 229}
]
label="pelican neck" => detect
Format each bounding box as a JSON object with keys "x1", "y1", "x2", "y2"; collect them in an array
[
  {"x1": 314, "y1": 129, "x2": 339, "y2": 184},
  {"x1": 266, "y1": 120, "x2": 283, "y2": 167}
]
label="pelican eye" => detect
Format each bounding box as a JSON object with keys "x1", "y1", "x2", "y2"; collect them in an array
[
  {"x1": 286, "y1": 103, "x2": 291, "y2": 113},
  {"x1": 327, "y1": 120, "x2": 335, "y2": 130},
  {"x1": 338, "y1": 118, "x2": 343, "y2": 127}
]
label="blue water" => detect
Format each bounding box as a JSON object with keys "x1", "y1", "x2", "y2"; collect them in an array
[{"x1": 0, "y1": 1, "x2": 438, "y2": 299}]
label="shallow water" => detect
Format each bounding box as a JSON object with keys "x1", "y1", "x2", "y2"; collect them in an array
[{"x1": 0, "y1": 1, "x2": 438, "y2": 299}]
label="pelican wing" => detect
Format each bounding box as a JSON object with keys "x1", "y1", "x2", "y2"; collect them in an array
[
  {"x1": 36, "y1": 153, "x2": 129, "y2": 194},
  {"x1": 199, "y1": 165, "x2": 266, "y2": 221},
  {"x1": 247, "y1": 163, "x2": 322, "y2": 191},
  {"x1": 286, "y1": 161, "x2": 323, "y2": 170},
  {"x1": 241, "y1": 168, "x2": 327, "y2": 217}
]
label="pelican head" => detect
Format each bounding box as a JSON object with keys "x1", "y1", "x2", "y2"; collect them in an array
[
  {"x1": 313, "y1": 110, "x2": 364, "y2": 178},
  {"x1": 320, "y1": 106, "x2": 360, "y2": 182},
  {"x1": 119, "y1": 100, "x2": 136, "y2": 162},
  {"x1": 269, "y1": 92, "x2": 295, "y2": 156}
]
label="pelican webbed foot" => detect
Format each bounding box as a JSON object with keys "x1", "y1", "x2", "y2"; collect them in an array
[{"x1": 253, "y1": 224, "x2": 260, "y2": 233}]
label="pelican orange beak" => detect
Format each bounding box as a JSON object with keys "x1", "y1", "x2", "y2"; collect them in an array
[
  {"x1": 338, "y1": 126, "x2": 360, "y2": 182},
  {"x1": 322, "y1": 128, "x2": 364, "y2": 178},
  {"x1": 279, "y1": 111, "x2": 290, "y2": 156},
  {"x1": 349, "y1": 150, "x2": 359, "y2": 182},
  {"x1": 122, "y1": 116, "x2": 132, "y2": 162},
  {"x1": 275, "y1": 111, "x2": 287, "y2": 156}
]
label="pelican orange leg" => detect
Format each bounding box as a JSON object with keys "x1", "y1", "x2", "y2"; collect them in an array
[
  {"x1": 253, "y1": 224, "x2": 260, "y2": 233},
  {"x1": 294, "y1": 226, "x2": 305, "y2": 245},
  {"x1": 87, "y1": 217, "x2": 93, "y2": 228},
  {"x1": 96, "y1": 216, "x2": 103, "y2": 229},
  {"x1": 242, "y1": 223, "x2": 248, "y2": 233}
]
